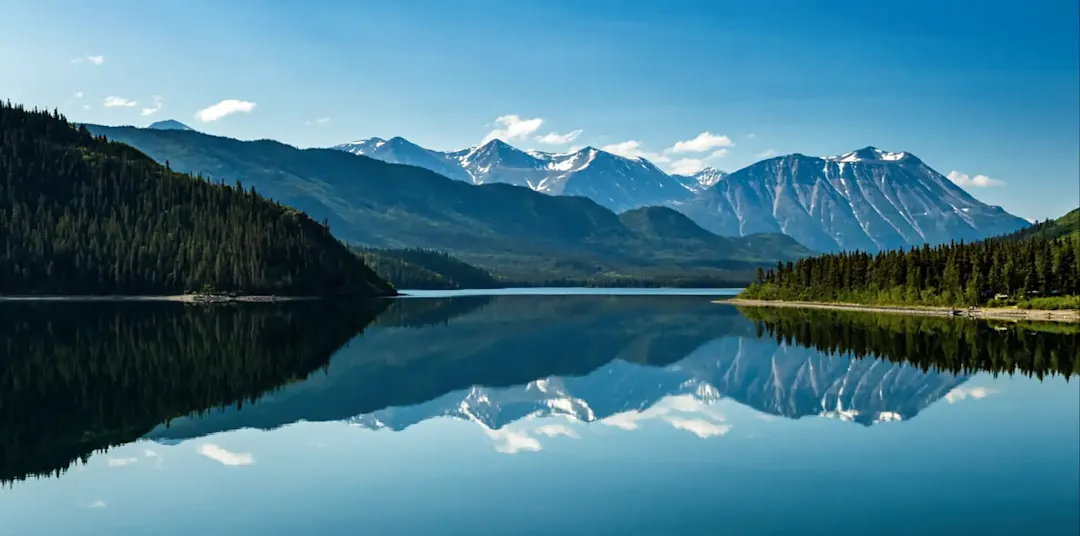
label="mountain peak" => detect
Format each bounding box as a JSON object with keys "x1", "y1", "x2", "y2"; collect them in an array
[
  {"x1": 825, "y1": 146, "x2": 908, "y2": 163},
  {"x1": 147, "y1": 119, "x2": 193, "y2": 132}
]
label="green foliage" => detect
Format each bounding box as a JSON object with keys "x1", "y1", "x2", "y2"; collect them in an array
[
  {"x1": 740, "y1": 306, "x2": 1079, "y2": 379},
  {"x1": 0, "y1": 102, "x2": 393, "y2": 296},
  {"x1": 86, "y1": 124, "x2": 811, "y2": 284},
  {"x1": 1006, "y1": 208, "x2": 1080, "y2": 242},
  {"x1": 355, "y1": 247, "x2": 500, "y2": 289},
  {"x1": 1017, "y1": 296, "x2": 1080, "y2": 310},
  {"x1": 740, "y1": 229, "x2": 1079, "y2": 308}
]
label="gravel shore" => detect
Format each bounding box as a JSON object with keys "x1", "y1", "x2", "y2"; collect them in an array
[{"x1": 722, "y1": 298, "x2": 1080, "y2": 323}]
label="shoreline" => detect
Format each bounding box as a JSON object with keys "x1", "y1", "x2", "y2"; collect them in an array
[
  {"x1": 721, "y1": 298, "x2": 1080, "y2": 323},
  {"x1": 0, "y1": 294, "x2": 319, "y2": 303}
]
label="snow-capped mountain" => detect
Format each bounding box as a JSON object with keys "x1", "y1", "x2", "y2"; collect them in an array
[
  {"x1": 334, "y1": 137, "x2": 694, "y2": 212},
  {"x1": 677, "y1": 147, "x2": 1030, "y2": 252},
  {"x1": 334, "y1": 137, "x2": 1028, "y2": 252},
  {"x1": 672, "y1": 167, "x2": 729, "y2": 193},
  {"x1": 335, "y1": 136, "x2": 473, "y2": 182}
]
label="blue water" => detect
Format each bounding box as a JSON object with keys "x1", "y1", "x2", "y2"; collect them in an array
[
  {"x1": 398, "y1": 287, "x2": 744, "y2": 297},
  {"x1": 0, "y1": 294, "x2": 1076, "y2": 536}
]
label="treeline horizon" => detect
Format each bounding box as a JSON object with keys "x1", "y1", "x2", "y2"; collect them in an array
[{"x1": 742, "y1": 228, "x2": 1079, "y2": 306}]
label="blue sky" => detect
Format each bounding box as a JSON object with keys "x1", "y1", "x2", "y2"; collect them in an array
[{"x1": 1, "y1": 0, "x2": 1077, "y2": 220}]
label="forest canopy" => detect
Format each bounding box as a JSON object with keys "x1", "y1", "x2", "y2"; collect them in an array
[{"x1": 0, "y1": 101, "x2": 393, "y2": 296}]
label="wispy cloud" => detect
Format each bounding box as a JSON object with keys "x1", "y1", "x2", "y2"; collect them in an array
[
  {"x1": 947, "y1": 170, "x2": 1004, "y2": 188},
  {"x1": 534, "y1": 424, "x2": 579, "y2": 439},
  {"x1": 78, "y1": 500, "x2": 108, "y2": 509},
  {"x1": 600, "y1": 394, "x2": 731, "y2": 439},
  {"x1": 103, "y1": 96, "x2": 137, "y2": 108},
  {"x1": 195, "y1": 99, "x2": 257, "y2": 122},
  {"x1": 664, "y1": 417, "x2": 732, "y2": 438},
  {"x1": 196, "y1": 443, "x2": 254, "y2": 466},
  {"x1": 600, "y1": 140, "x2": 671, "y2": 164},
  {"x1": 746, "y1": 133, "x2": 757, "y2": 139},
  {"x1": 945, "y1": 386, "x2": 1001, "y2": 403},
  {"x1": 486, "y1": 429, "x2": 542, "y2": 454},
  {"x1": 756, "y1": 149, "x2": 778, "y2": 158},
  {"x1": 535, "y1": 129, "x2": 583, "y2": 145},
  {"x1": 83, "y1": 104, "x2": 91, "y2": 110},
  {"x1": 72, "y1": 55, "x2": 105, "y2": 65},
  {"x1": 141, "y1": 95, "x2": 163, "y2": 116},
  {"x1": 106, "y1": 457, "x2": 138, "y2": 467},
  {"x1": 482, "y1": 114, "x2": 543, "y2": 144},
  {"x1": 73, "y1": 92, "x2": 84, "y2": 99},
  {"x1": 668, "y1": 131, "x2": 734, "y2": 154},
  {"x1": 305, "y1": 117, "x2": 331, "y2": 126},
  {"x1": 670, "y1": 149, "x2": 729, "y2": 175}
]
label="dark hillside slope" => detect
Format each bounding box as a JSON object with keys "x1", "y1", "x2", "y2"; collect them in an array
[
  {"x1": 0, "y1": 103, "x2": 392, "y2": 296},
  {"x1": 86, "y1": 125, "x2": 810, "y2": 282}
]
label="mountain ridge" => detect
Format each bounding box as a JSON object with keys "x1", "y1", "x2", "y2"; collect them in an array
[
  {"x1": 333, "y1": 137, "x2": 1028, "y2": 252},
  {"x1": 86, "y1": 124, "x2": 810, "y2": 283}
]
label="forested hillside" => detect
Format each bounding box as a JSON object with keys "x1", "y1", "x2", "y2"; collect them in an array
[
  {"x1": 355, "y1": 248, "x2": 501, "y2": 290},
  {"x1": 741, "y1": 225, "x2": 1079, "y2": 307},
  {"x1": 0, "y1": 102, "x2": 394, "y2": 296}
]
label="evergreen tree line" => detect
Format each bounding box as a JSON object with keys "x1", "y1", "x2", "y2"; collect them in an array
[
  {"x1": 354, "y1": 247, "x2": 500, "y2": 290},
  {"x1": 740, "y1": 307, "x2": 1078, "y2": 379},
  {"x1": 0, "y1": 300, "x2": 387, "y2": 485},
  {"x1": 0, "y1": 102, "x2": 393, "y2": 296},
  {"x1": 742, "y1": 230, "x2": 1080, "y2": 306}
]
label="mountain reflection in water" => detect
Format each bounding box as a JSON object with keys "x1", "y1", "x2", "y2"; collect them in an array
[{"x1": 2, "y1": 294, "x2": 1074, "y2": 486}]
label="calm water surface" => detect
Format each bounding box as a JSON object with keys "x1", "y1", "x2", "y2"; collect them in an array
[{"x1": 0, "y1": 292, "x2": 1077, "y2": 536}]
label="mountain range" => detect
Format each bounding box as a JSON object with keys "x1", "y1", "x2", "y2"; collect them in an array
[
  {"x1": 86, "y1": 124, "x2": 809, "y2": 283},
  {"x1": 335, "y1": 137, "x2": 1029, "y2": 252}
]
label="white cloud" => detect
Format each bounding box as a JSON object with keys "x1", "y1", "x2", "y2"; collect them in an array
[
  {"x1": 482, "y1": 114, "x2": 544, "y2": 144},
  {"x1": 486, "y1": 429, "x2": 542, "y2": 454},
  {"x1": 141, "y1": 95, "x2": 163, "y2": 116},
  {"x1": 599, "y1": 140, "x2": 671, "y2": 163},
  {"x1": 601, "y1": 140, "x2": 644, "y2": 158},
  {"x1": 756, "y1": 149, "x2": 778, "y2": 158},
  {"x1": 664, "y1": 417, "x2": 732, "y2": 438},
  {"x1": 83, "y1": 105, "x2": 91, "y2": 110},
  {"x1": 106, "y1": 457, "x2": 138, "y2": 467},
  {"x1": 947, "y1": 170, "x2": 1004, "y2": 188},
  {"x1": 144, "y1": 449, "x2": 159, "y2": 458},
  {"x1": 669, "y1": 131, "x2": 734, "y2": 154},
  {"x1": 746, "y1": 133, "x2": 757, "y2": 139},
  {"x1": 534, "y1": 424, "x2": 579, "y2": 439},
  {"x1": 72, "y1": 55, "x2": 105, "y2": 65},
  {"x1": 600, "y1": 395, "x2": 731, "y2": 438},
  {"x1": 535, "y1": 129, "x2": 583, "y2": 145},
  {"x1": 305, "y1": 117, "x2": 331, "y2": 126},
  {"x1": 80, "y1": 500, "x2": 108, "y2": 509},
  {"x1": 74, "y1": 92, "x2": 83, "y2": 99},
  {"x1": 670, "y1": 149, "x2": 729, "y2": 175},
  {"x1": 194, "y1": 99, "x2": 257, "y2": 122},
  {"x1": 196, "y1": 443, "x2": 254, "y2": 466},
  {"x1": 945, "y1": 386, "x2": 1000, "y2": 404},
  {"x1": 103, "y1": 96, "x2": 136, "y2": 108}
]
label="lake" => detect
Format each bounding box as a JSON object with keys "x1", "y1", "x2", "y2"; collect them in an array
[{"x1": 0, "y1": 292, "x2": 1077, "y2": 535}]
